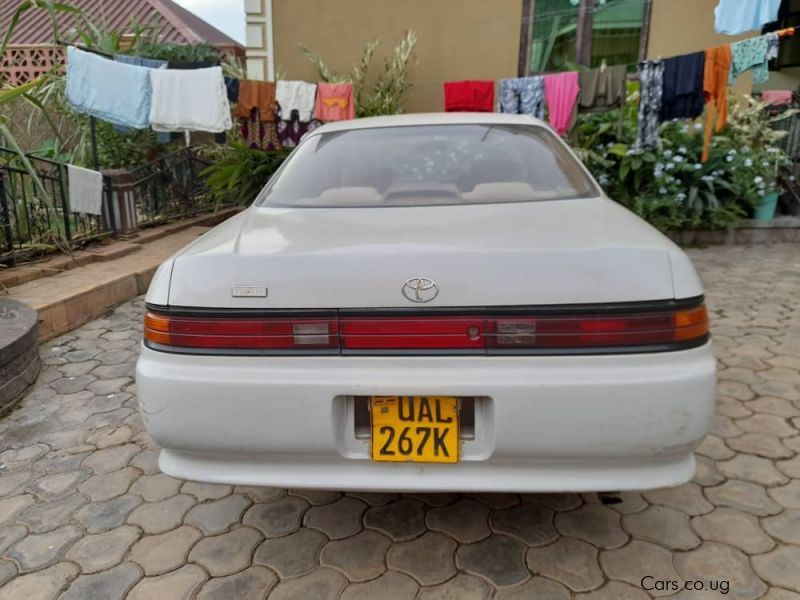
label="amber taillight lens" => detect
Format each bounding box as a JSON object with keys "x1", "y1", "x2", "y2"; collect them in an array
[{"x1": 144, "y1": 303, "x2": 709, "y2": 354}]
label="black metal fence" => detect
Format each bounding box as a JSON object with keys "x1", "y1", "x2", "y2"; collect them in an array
[
  {"x1": 0, "y1": 147, "x2": 216, "y2": 266},
  {"x1": 0, "y1": 149, "x2": 110, "y2": 266}
]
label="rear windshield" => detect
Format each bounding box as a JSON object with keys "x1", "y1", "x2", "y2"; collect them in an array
[{"x1": 258, "y1": 124, "x2": 599, "y2": 208}]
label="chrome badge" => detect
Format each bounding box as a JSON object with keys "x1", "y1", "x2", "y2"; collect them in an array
[
  {"x1": 231, "y1": 286, "x2": 268, "y2": 298},
  {"x1": 402, "y1": 278, "x2": 439, "y2": 303}
]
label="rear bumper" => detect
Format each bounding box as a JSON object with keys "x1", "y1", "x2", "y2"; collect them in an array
[{"x1": 135, "y1": 343, "x2": 716, "y2": 492}]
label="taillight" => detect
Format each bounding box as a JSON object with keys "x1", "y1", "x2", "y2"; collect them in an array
[
  {"x1": 144, "y1": 303, "x2": 709, "y2": 354},
  {"x1": 144, "y1": 313, "x2": 338, "y2": 350}
]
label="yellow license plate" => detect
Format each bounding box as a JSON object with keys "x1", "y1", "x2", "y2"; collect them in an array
[{"x1": 370, "y1": 396, "x2": 459, "y2": 463}]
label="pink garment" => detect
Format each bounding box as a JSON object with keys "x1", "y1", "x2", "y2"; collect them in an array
[
  {"x1": 762, "y1": 90, "x2": 793, "y2": 105},
  {"x1": 313, "y1": 82, "x2": 355, "y2": 121},
  {"x1": 544, "y1": 72, "x2": 580, "y2": 135}
]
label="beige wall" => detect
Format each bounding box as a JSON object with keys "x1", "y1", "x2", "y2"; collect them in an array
[{"x1": 271, "y1": 0, "x2": 521, "y2": 113}]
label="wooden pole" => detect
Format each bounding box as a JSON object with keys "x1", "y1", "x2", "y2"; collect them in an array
[{"x1": 575, "y1": 0, "x2": 595, "y2": 68}]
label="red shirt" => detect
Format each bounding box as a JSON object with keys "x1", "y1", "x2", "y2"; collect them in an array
[{"x1": 444, "y1": 80, "x2": 495, "y2": 112}]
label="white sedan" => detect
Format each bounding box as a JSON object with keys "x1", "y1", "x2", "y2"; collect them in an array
[{"x1": 136, "y1": 113, "x2": 716, "y2": 492}]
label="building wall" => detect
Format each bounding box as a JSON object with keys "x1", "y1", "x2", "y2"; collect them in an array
[
  {"x1": 271, "y1": 0, "x2": 521, "y2": 113},
  {"x1": 647, "y1": 0, "x2": 756, "y2": 94},
  {"x1": 245, "y1": 0, "x2": 273, "y2": 81}
]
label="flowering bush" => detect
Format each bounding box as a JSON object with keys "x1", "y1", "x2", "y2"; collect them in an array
[{"x1": 573, "y1": 94, "x2": 792, "y2": 232}]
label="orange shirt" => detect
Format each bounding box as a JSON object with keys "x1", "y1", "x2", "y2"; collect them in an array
[{"x1": 703, "y1": 45, "x2": 732, "y2": 162}]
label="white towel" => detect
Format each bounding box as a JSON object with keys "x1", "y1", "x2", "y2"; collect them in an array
[
  {"x1": 275, "y1": 81, "x2": 317, "y2": 121},
  {"x1": 149, "y1": 66, "x2": 232, "y2": 133},
  {"x1": 67, "y1": 164, "x2": 104, "y2": 216}
]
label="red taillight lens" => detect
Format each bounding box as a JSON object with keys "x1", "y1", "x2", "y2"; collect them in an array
[
  {"x1": 144, "y1": 313, "x2": 338, "y2": 350},
  {"x1": 341, "y1": 317, "x2": 490, "y2": 350},
  {"x1": 144, "y1": 304, "x2": 709, "y2": 353}
]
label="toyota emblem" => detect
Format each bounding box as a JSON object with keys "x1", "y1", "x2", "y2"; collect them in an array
[{"x1": 402, "y1": 278, "x2": 439, "y2": 303}]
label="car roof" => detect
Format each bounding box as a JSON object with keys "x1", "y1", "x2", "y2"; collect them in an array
[{"x1": 309, "y1": 112, "x2": 549, "y2": 135}]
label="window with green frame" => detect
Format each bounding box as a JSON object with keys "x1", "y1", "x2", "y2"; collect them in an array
[{"x1": 529, "y1": 0, "x2": 647, "y2": 73}]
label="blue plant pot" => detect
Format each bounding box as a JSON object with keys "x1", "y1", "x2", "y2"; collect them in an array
[{"x1": 754, "y1": 192, "x2": 779, "y2": 221}]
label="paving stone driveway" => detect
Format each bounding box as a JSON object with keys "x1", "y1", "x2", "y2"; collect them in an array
[{"x1": 1, "y1": 243, "x2": 799, "y2": 600}]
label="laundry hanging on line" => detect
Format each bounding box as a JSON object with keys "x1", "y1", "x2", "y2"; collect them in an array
[
  {"x1": 444, "y1": 80, "x2": 495, "y2": 112},
  {"x1": 66, "y1": 46, "x2": 152, "y2": 129},
  {"x1": 277, "y1": 81, "x2": 318, "y2": 122},
  {"x1": 67, "y1": 164, "x2": 104, "y2": 216},
  {"x1": 714, "y1": 0, "x2": 782, "y2": 36},
  {"x1": 149, "y1": 66, "x2": 232, "y2": 133}
]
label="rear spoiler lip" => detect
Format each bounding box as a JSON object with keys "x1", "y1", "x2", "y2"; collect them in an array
[{"x1": 145, "y1": 295, "x2": 705, "y2": 319}]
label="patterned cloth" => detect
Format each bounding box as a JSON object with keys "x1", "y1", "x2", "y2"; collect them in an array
[
  {"x1": 241, "y1": 108, "x2": 281, "y2": 152},
  {"x1": 729, "y1": 34, "x2": 772, "y2": 85},
  {"x1": 635, "y1": 59, "x2": 665, "y2": 151},
  {"x1": 497, "y1": 76, "x2": 545, "y2": 119},
  {"x1": 276, "y1": 106, "x2": 322, "y2": 148}
]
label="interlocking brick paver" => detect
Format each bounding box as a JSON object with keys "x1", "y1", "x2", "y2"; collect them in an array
[
  {"x1": 2, "y1": 245, "x2": 800, "y2": 598},
  {"x1": 129, "y1": 473, "x2": 182, "y2": 502},
  {"x1": 0, "y1": 495, "x2": 35, "y2": 526},
  {"x1": 675, "y1": 542, "x2": 768, "y2": 600},
  {"x1": 555, "y1": 504, "x2": 628, "y2": 549},
  {"x1": 321, "y1": 529, "x2": 391, "y2": 582},
  {"x1": 304, "y1": 497, "x2": 366, "y2": 540},
  {"x1": 6, "y1": 525, "x2": 82, "y2": 572},
  {"x1": 242, "y1": 495, "x2": 309, "y2": 537},
  {"x1": 495, "y1": 577, "x2": 570, "y2": 599},
  {"x1": 600, "y1": 540, "x2": 680, "y2": 596},
  {"x1": 622, "y1": 505, "x2": 700, "y2": 551},
  {"x1": 341, "y1": 570, "x2": 419, "y2": 600},
  {"x1": 0, "y1": 562, "x2": 78, "y2": 600},
  {"x1": 254, "y1": 527, "x2": 327, "y2": 577},
  {"x1": 457, "y1": 533, "x2": 529, "y2": 587},
  {"x1": 128, "y1": 526, "x2": 202, "y2": 576},
  {"x1": 59, "y1": 563, "x2": 141, "y2": 600},
  {"x1": 81, "y1": 444, "x2": 140, "y2": 474},
  {"x1": 73, "y1": 494, "x2": 143, "y2": 533},
  {"x1": 64, "y1": 525, "x2": 140, "y2": 573},
  {"x1": 692, "y1": 507, "x2": 775, "y2": 553},
  {"x1": 79, "y1": 467, "x2": 138, "y2": 502},
  {"x1": 188, "y1": 526, "x2": 262, "y2": 577},
  {"x1": 761, "y1": 509, "x2": 800, "y2": 545},
  {"x1": 0, "y1": 527, "x2": 26, "y2": 556},
  {"x1": 426, "y1": 498, "x2": 490, "y2": 543},
  {"x1": 706, "y1": 480, "x2": 783, "y2": 515},
  {"x1": 268, "y1": 567, "x2": 347, "y2": 600},
  {"x1": 490, "y1": 501, "x2": 558, "y2": 545},
  {"x1": 0, "y1": 562, "x2": 15, "y2": 588},
  {"x1": 195, "y1": 565, "x2": 277, "y2": 600},
  {"x1": 364, "y1": 498, "x2": 426, "y2": 541},
  {"x1": 768, "y1": 480, "x2": 800, "y2": 509},
  {"x1": 527, "y1": 537, "x2": 603, "y2": 592},
  {"x1": 387, "y1": 531, "x2": 456, "y2": 585},
  {"x1": 126, "y1": 494, "x2": 196, "y2": 534},
  {"x1": 181, "y1": 481, "x2": 232, "y2": 501},
  {"x1": 184, "y1": 494, "x2": 251, "y2": 535},
  {"x1": 126, "y1": 564, "x2": 207, "y2": 600}
]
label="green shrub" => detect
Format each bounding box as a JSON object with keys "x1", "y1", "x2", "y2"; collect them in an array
[{"x1": 574, "y1": 92, "x2": 792, "y2": 232}]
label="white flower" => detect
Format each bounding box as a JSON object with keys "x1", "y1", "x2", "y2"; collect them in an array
[
  {"x1": 726, "y1": 156, "x2": 734, "y2": 162},
  {"x1": 678, "y1": 146, "x2": 687, "y2": 154},
  {"x1": 728, "y1": 149, "x2": 737, "y2": 155},
  {"x1": 655, "y1": 163, "x2": 665, "y2": 171},
  {"x1": 745, "y1": 159, "x2": 753, "y2": 167},
  {"x1": 663, "y1": 149, "x2": 673, "y2": 158},
  {"x1": 665, "y1": 162, "x2": 675, "y2": 170},
  {"x1": 667, "y1": 176, "x2": 676, "y2": 183},
  {"x1": 694, "y1": 123, "x2": 703, "y2": 130},
  {"x1": 694, "y1": 163, "x2": 702, "y2": 170},
  {"x1": 758, "y1": 189, "x2": 766, "y2": 196},
  {"x1": 767, "y1": 147, "x2": 779, "y2": 153},
  {"x1": 673, "y1": 155, "x2": 684, "y2": 163},
  {"x1": 754, "y1": 176, "x2": 763, "y2": 184},
  {"x1": 791, "y1": 175, "x2": 796, "y2": 181},
  {"x1": 763, "y1": 161, "x2": 770, "y2": 167},
  {"x1": 659, "y1": 187, "x2": 668, "y2": 195},
  {"x1": 742, "y1": 145, "x2": 751, "y2": 153}
]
